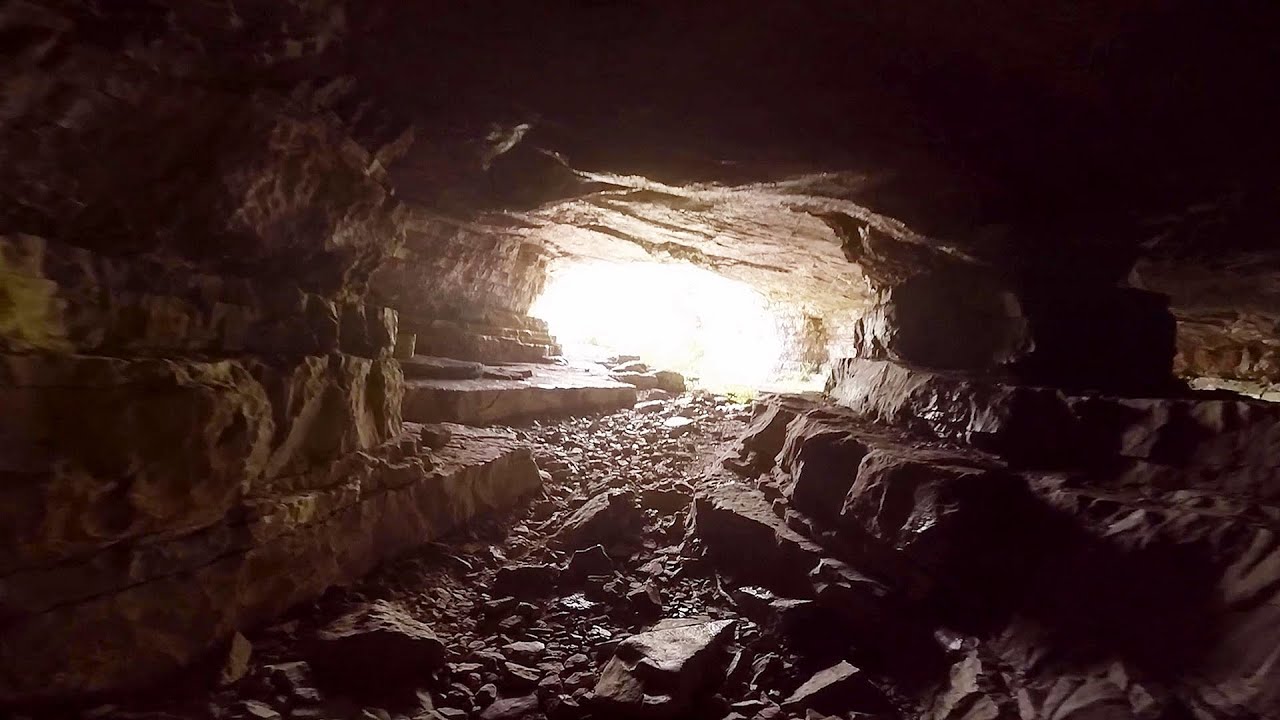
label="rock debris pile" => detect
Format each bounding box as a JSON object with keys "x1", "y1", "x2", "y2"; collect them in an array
[{"x1": 58, "y1": 392, "x2": 867, "y2": 720}]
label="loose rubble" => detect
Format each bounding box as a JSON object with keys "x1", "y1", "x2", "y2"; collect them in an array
[{"x1": 40, "y1": 379, "x2": 1280, "y2": 720}]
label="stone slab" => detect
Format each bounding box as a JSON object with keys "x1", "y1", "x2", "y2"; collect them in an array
[
  {"x1": 402, "y1": 363, "x2": 637, "y2": 425},
  {"x1": 826, "y1": 357, "x2": 1280, "y2": 485}
]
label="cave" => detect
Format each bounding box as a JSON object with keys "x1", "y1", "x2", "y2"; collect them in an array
[{"x1": 3, "y1": 2, "x2": 1280, "y2": 719}]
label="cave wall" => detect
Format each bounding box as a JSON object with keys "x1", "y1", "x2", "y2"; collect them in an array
[
  {"x1": 0, "y1": 0, "x2": 421, "y2": 702},
  {"x1": 367, "y1": 209, "x2": 558, "y2": 363}
]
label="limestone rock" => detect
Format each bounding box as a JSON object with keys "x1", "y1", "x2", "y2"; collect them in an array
[
  {"x1": 845, "y1": 269, "x2": 1176, "y2": 394},
  {"x1": 0, "y1": 426, "x2": 541, "y2": 702},
  {"x1": 309, "y1": 600, "x2": 446, "y2": 693},
  {"x1": 403, "y1": 364, "x2": 637, "y2": 425},
  {"x1": 782, "y1": 661, "x2": 887, "y2": 715},
  {"x1": 401, "y1": 356, "x2": 486, "y2": 380},
  {"x1": 828, "y1": 357, "x2": 1280, "y2": 491},
  {"x1": 554, "y1": 490, "x2": 644, "y2": 550},
  {"x1": 0, "y1": 353, "x2": 276, "y2": 572},
  {"x1": 837, "y1": 451, "x2": 1044, "y2": 628},
  {"x1": 479, "y1": 694, "x2": 540, "y2": 720},
  {"x1": 691, "y1": 483, "x2": 826, "y2": 595},
  {"x1": 784, "y1": 424, "x2": 869, "y2": 524},
  {"x1": 420, "y1": 423, "x2": 455, "y2": 450},
  {"x1": 393, "y1": 332, "x2": 417, "y2": 360},
  {"x1": 654, "y1": 371, "x2": 686, "y2": 394},
  {"x1": 593, "y1": 618, "x2": 736, "y2": 718},
  {"x1": 218, "y1": 632, "x2": 254, "y2": 686},
  {"x1": 494, "y1": 564, "x2": 562, "y2": 599},
  {"x1": 848, "y1": 270, "x2": 1032, "y2": 371},
  {"x1": 731, "y1": 398, "x2": 806, "y2": 473}
]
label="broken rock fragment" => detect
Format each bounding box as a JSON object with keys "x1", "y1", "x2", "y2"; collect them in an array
[
  {"x1": 479, "y1": 693, "x2": 540, "y2": 720},
  {"x1": 308, "y1": 600, "x2": 445, "y2": 694},
  {"x1": 554, "y1": 489, "x2": 644, "y2": 550},
  {"x1": 218, "y1": 632, "x2": 253, "y2": 686},
  {"x1": 782, "y1": 661, "x2": 888, "y2": 715},
  {"x1": 566, "y1": 544, "x2": 615, "y2": 578},
  {"x1": 419, "y1": 423, "x2": 455, "y2": 449},
  {"x1": 593, "y1": 617, "x2": 736, "y2": 718},
  {"x1": 493, "y1": 564, "x2": 561, "y2": 598}
]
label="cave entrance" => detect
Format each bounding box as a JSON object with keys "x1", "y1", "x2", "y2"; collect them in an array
[{"x1": 530, "y1": 259, "x2": 789, "y2": 392}]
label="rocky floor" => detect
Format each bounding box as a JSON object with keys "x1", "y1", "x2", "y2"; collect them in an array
[
  {"x1": 55, "y1": 391, "x2": 844, "y2": 720},
  {"x1": 29, "y1": 379, "x2": 1280, "y2": 720}
]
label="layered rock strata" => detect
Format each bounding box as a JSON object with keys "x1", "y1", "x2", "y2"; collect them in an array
[
  {"x1": 0, "y1": 423, "x2": 541, "y2": 701},
  {"x1": 402, "y1": 364, "x2": 637, "y2": 425},
  {"x1": 1, "y1": 1, "x2": 440, "y2": 704},
  {"x1": 706, "y1": 391, "x2": 1280, "y2": 718},
  {"x1": 369, "y1": 212, "x2": 558, "y2": 364}
]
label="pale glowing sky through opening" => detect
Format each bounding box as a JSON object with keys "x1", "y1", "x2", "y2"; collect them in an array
[{"x1": 530, "y1": 260, "x2": 784, "y2": 390}]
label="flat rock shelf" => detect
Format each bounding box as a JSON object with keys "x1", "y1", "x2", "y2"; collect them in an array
[{"x1": 403, "y1": 364, "x2": 639, "y2": 425}]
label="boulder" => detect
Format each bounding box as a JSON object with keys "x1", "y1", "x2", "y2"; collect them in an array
[
  {"x1": 655, "y1": 371, "x2": 686, "y2": 394},
  {"x1": 479, "y1": 694, "x2": 540, "y2": 720},
  {"x1": 690, "y1": 483, "x2": 826, "y2": 595},
  {"x1": 847, "y1": 271, "x2": 1176, "y2": 394},
  {"x1": 419, "y1": 423, "x2": 455, "y2": 450},
  {"x1": 308, "y1": 600, "x2": 446, "y2": 694},
  {"x1": 731, "y1": 398, "x2": 807, "y2": 473},
  {"x1": 782, "y1": 661, "x2": 888, "y2": 715},
  {"x1": 566, "y1": 545, "x2": 615, "y2": 578},
  {"x1": 393, "y1": 332, "x2": 417, "y2": 360},
  {"x1": 493, "y1": 564, "x2": 561, "y2": 599},
  {"x1": 218, "y1": 632, "x2": 253, "y2": 686},
  {"x1": 785, "y1": 426, "x2": 869, "y2": 524},
  {"x1": 554, "y1": 490, "x2": 643, "y2": 550},
  {"x1": 593, "y1": 618, "x2": 736, "y2": 718}
]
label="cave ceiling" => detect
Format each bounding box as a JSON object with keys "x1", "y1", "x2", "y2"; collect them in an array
[{"x1": 347, "y1": 0, "x2": 1280, "y2": 338}]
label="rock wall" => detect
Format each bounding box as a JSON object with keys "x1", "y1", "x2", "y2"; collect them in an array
[
  {"x1": 715, "y1": 391, "x2": 1280, "y2": 718},
  {"x1": 368, "y1": 210, "x2": 557, "y2": 363},
  {"x1": 0, "y1": 0, "x2": 442, "y2": 703}
]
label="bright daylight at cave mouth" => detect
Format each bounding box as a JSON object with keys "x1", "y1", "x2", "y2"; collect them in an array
[{"x1": 530, "y1": 260, "x2": 791, "y2": 392}]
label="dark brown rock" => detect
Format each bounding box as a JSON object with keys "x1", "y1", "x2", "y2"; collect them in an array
[
  {"x1": 309, "y1": 600, "x2": 446, "y2": 693},
  {"x1": 593, "y1": 618, "x2": 736, "y2": 719},
  {"x1": 733, "y1": 398, "x2": 806, "y2": 473},
  {"x1": 846, "y1": 270, "x2": 1176, "y2": 394},
  {"x1": 403, "y1": 365, "x2": 637, "y2": 425},
  {"x1": 691, "y1": 482, "x2": 825, "y2": 595},
  {"x1": 554, "y1": 490, "x2": 643, "y2": 550},
  {"x1": 420, "y1": 423, "x2": 455, "y2": 450},
  {"x1": 781, "y1": 661, "x2": 887, "y2": 715},
  {"x1": 784, "y1": 426, "x2": 869, "y2": 524},
  {"x1": 479, "y1": 694, "x2": 540, "y2": 720},
  {"x1": 0, "y1": 425, "x2": 541, "y2": 702},
  {"x1": 494, "y1": 564, "x2": 562, "y2": 599},
  {"x1": 566, "y1": 545, "x2": 614, "y2": 578}
]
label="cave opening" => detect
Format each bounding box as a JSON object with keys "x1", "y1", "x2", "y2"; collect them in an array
[{"x1": 530, "y1": 259, "x2": 822, "y2": 393}]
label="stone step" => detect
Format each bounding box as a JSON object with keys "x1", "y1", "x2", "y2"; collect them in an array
[
  {"x1": 402, "y1": 364, "x2": 637, "y2": 425},
  {"x1": 0, "y1": 425, "x2": 541, "y2": 702}
]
